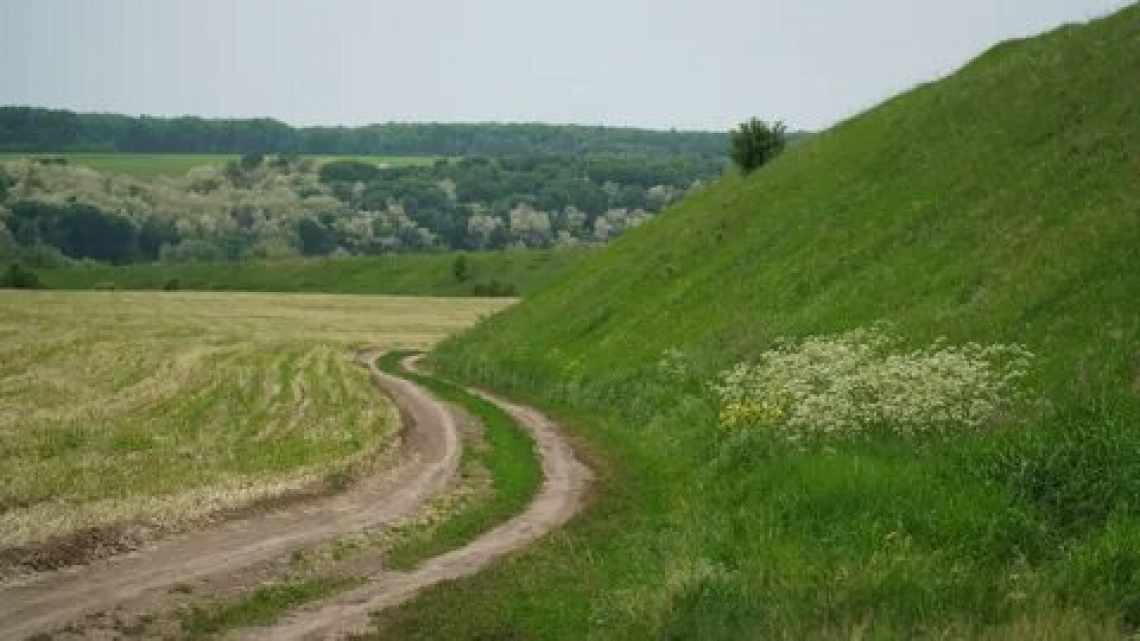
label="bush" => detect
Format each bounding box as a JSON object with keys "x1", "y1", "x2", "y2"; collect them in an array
[
  {"x1": 163, "y1": 278, "x2": 181, "y2": 291},
  {"x1": 160, "y1": 239, "x2": 225, "y2": 263},
  {"x1": 318, "y1": 159, "x2": 381, "y2": 184},
  {"x1": 239, "y1": 152, "x2": 265, "y2": 171},
  {"x1": 729, "y1": 118, "x2": 787, "y2": 174},
  {"x1": 0, "y1": 170, "x2": 12, "y2": 201},
  {"x1": 712, "y1": 326, "x2": 1034, "y2": 440},
  {"x1": 9, "y1": 200, "x2": 139, "y2": 264},
  {"x1": 452, "y1": 253, "x2": 470, "y2": 282},
  {"x1": 0, "y1": 263, "x2": 42, "y2": 288},
  {"x1": 16, "y1": 243, "x2": 71, "y2": 268},
  {"x1": 138, "y1": 216, "x2": 180, "y2": 261},
  {"x1": 0, "y1": 221, "x2": 16, "y2": 258},
  {"x1": 297, "y1": 217, "x2": 338, "y2": 256}
]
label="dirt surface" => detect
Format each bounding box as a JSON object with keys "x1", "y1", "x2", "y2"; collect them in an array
[
  {"x1": 0, "y1": 352, "x2": 461, "y2": 641},
  {"x1": 0, "y1": 354, "x2": 592, "y2": 641},
  {"x1": 235, "y1": 380, "x2": 594, "y2": 641}
]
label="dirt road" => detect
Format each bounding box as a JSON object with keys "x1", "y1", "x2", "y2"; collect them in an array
[
  {"x1": 237, "y1": 382, "x2": 593, "y2": 640},
  {"x1": 0, "y1": 354, "x2": 591, "y2": 640},
  {"x1": 0, "y1": 353, "x2": 460, "y2": 640}
]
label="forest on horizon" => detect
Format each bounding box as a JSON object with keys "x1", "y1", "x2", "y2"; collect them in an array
[{"x1": 0, "y1": 106, "x2": 736, "y2": 157}]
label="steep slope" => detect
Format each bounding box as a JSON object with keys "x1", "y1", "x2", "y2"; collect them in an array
[
  {"x1": 378, "y1": 6, "x2": 1140, "y2": 640},
  {"x1": 447, "y1": 6, "x2": 1139, "y2": 380}
]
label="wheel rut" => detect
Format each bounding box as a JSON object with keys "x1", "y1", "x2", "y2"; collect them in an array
[
  {"x1": 0, "y1": 352, "x2": 591, "y2": 641},
  {"x1": 239, "y1": 366, "x2": 593, "y2": 640}
]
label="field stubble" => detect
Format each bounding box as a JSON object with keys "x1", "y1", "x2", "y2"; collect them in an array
[{"x1": 0, "y1": 290, "x2": 509, "y2": 568}]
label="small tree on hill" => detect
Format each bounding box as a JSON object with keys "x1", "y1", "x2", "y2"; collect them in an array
[{"x1": 730, "y1": 118, "x2": 787, "y2": 174}]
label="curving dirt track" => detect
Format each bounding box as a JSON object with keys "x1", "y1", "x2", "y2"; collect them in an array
[
  {"x1": 237, "y1": 379, "x2": 594, "y2": 640},
  {"x1": 0, "y1": 352, "x2": 459, "y2": 640},
  {"x1": 0, "y1": 353, "x2": 591, "y2": 641}
]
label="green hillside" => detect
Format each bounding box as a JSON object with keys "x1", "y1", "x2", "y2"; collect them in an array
[
  {"x1": 35, "y1": 249, "x2": 586, "y2": 296},
  {"x1": 374, "y1": 6, "x2": 1140, "y2": 640}
]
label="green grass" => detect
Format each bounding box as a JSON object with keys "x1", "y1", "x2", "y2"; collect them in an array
[
  {"x1": 35, "y1": 248, "x2": 587, "y2": 297},
  {"x1": 178, "y1": 576, "x2": 361, "y2": 639},
  {"x1": 375, "y1": 351, "x2": 541, "y2": 569},
  {"x1": 0, "y1": 152, "x2": 438, "y2": 178},
  {"x1": 366, "y1": 5, "x2": 1140, "y2": 640}
]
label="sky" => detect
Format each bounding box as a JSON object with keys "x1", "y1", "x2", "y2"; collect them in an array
[{"x1": 0, "y1": 0, "x2": 1132, "y2": 132}]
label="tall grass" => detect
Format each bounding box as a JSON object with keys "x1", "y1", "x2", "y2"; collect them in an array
[{"x1": 368, "y1": 5, "x2": 1140, "y2": 639}]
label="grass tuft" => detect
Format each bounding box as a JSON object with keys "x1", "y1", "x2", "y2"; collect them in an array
[{"x1": 177, "y1": 576, "x2": 361, "y2": 639}]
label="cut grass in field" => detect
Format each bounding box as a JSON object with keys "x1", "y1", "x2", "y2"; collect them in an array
[
  {"x1": 0, "y1": 291, "x2": 509, "y2": 557},
  {"x1": 0, "y1": 152, "x2": 438, "y2": 178},
  {"x1": 37, "y1": 248, "x2": 588, "y2": 297},
  {"x1": 138, "y1": 354, "x2": 543, "y2": 639}
]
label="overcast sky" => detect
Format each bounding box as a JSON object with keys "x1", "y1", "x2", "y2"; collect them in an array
[{"x1": 0, "y1": 0, "x2": 1131, "y2": 131}]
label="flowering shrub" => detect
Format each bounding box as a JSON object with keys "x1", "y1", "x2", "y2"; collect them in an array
[{"x1": 711, "y1": 326, "x2": 1034, "y2": 440}]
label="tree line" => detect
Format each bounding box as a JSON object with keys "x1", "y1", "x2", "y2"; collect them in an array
[
  {"x1": 0, "y1": 150, "x2": 724, "y2": 267},
  {"x1": 0, "y1": 106, "x2": 729, "y2": 157},
  {"x1": 0, "y1": 109, "x2": 793, "y2": 270},
  {"x1": 313, "y1": 153, "x2": 723, "y2": 251}
]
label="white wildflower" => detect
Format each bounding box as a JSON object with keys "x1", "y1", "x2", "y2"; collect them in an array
[{"x1": 711, "y1": 326, "x2": 1034, "y2": 440}]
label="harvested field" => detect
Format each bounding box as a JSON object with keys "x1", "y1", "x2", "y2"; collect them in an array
[{"x1": 0, "y1": 291, "x2": 509, "y2": 556}]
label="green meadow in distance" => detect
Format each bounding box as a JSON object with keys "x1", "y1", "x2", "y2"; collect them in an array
[{"x1": 0, "y1": 152, "x2": 439, "y2": 178}]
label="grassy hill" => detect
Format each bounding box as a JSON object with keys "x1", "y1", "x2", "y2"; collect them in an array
[
  {"x1": 35, "y1": 248, "x2": 587, "y2": 297},
  {"x1": 371, "y1": 6, "x2": 1140, "y2": 640}
]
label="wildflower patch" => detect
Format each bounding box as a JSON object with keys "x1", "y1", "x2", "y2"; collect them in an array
[{"x1": 711, "y1": 326, "x2": 1033, "y2": 440}]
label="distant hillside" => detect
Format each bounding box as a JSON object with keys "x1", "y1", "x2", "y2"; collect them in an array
[
  {"x1": 0, "y1": 150, "x2": 721, "y2": 264},
  {"x1": 373, "y1": 5, "x2": 1140, "y2": 640},
  {"x1": 0, "y1": 107, "x2": 730, "y2": 157}
]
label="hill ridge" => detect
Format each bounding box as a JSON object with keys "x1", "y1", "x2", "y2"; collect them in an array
[{"x1": 392, "y1": 4, "x2": 1140, "y2": 639}]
